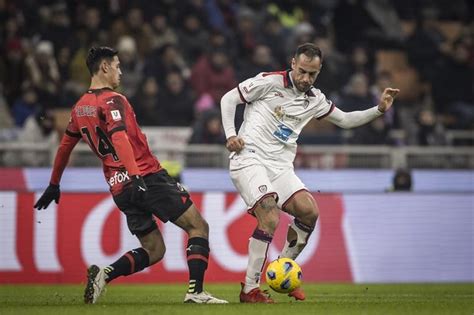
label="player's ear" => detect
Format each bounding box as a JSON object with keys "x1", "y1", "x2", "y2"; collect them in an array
[
  {"x1": 100, "y1": 60, "x2": 109, "y2": 74},
  {"x1": 291, "y1": 57, "x2": 296, "y2": 70}
]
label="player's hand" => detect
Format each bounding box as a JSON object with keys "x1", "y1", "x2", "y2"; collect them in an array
[
  {"x1": 226, "y1": 136, "x2": 245, "y2": 153},
  {"x1": 34, "y1": 184, "x2": 60, "y2": 210},
  {"x1": 131, "y1": 175, "x2": 148, "y2": 203},
  {"x1": 378, "y1": 88, "x2": 400, "y2": 113}
]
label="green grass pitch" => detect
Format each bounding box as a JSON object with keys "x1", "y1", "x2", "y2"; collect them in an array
[{"x1": 1, "y1": 283, "x2": 472, "y2": 315}]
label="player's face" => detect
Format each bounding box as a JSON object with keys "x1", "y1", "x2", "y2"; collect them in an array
[
  {"x1": 291, "y1": 54, "x2": 322, "y2": 92},
  {"x1": 106, "y1": 56, "x2": 122, "y2": 89}
]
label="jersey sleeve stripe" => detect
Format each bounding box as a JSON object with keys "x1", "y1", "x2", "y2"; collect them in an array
[
  {"x1": 237, "y1": 86, "x2": 248, "y2": 103},
  {"x1": 317, "y1": 102, "x2": 336, "y2": 120},
  {"x1": 65, "y1": 129, "x2": 82, "y2": 138},
  {"x1": 108, "y1": 125, "x2": 126, "y2": 135}
]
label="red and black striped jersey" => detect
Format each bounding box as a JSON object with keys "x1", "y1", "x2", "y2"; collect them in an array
[{"x1": 66, "y1": 88, "x2": 161, "y2": 195}]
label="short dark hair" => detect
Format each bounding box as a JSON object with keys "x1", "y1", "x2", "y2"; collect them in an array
[
  {"x1": 86, "y1": 46, "x2": 118, "y2": 75},
  {"x1": 294, "y1": 43, "x2": 323, "y2": 62}
]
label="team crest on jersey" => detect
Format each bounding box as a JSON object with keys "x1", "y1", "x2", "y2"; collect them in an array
[
  {"x1": 258, "y1": 185, "x2": 267, "y2": 193},
  {"x1": 111, "y1": 110, "x2": 122, "y2": 121},
  {"x1": 303, "y1": 99, "x2": 310, "y2": 109}
]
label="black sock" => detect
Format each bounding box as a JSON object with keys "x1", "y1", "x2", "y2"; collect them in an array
[
  {"x1": 104, "y1": 248, "x2": 150, "y2": 282},
  {"x1": 186, "y1": 237, "x2": 209, "y2": 293}
]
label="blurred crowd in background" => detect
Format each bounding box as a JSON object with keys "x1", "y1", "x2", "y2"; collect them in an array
[{"x1": 0, "y1": 0, "x2": 473, "y2": 149}]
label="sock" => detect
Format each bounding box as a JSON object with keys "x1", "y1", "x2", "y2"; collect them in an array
[
  {"x1": 280, "y1": 219, "x2": 314, "y2": 260},
  {"x1": 243, "y1": 229, "x2": 273, "y2": 294},
  {"x1": 104, "y1": 248, "x2": 150, "y2": 282},
  {"x1": 186, "y1": 237, "x2": 209, "y2": 294}
]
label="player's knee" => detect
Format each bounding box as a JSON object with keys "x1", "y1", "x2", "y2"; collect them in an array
[
  {"x1": 199, "y1": 219, "x2": 209, "y2": 236},
  {"x1": 148, "y1": 244, "x2": 166, "y2": 265},
  {"x1": 260, "y1": 195, "x2": 278, "y2": 211},
  {"x1": 266, "y1": 215, "x2": 280, "y2": 233},
  {"x1": 187, "y1": 216, "x2": 209, "y2": 238},
  {"x1": 259, "y1": 210, "x2": 280, "y2": 234}
]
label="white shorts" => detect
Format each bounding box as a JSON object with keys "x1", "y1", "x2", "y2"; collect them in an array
[{"x1": 229, "y1": 155, "x2": 306, "y2": 212}]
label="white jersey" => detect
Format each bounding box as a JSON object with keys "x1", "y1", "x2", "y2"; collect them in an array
[{"x1": 236, "y1": 70, "x2": 334, "y2": 167}]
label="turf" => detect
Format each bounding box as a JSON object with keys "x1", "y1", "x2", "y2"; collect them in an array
[{"x1": 0, "y1": 283, "x2": 472, "y2": 315}]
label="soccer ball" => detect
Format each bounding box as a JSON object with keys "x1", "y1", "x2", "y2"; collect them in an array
[{"x1": 265, "y1": 258, "x2": 302, "y2": 293}]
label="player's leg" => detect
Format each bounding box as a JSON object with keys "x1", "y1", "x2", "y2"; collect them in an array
[
  {"x1": 84, "y1": 187, "x2": 161, "y2": 304},
  {"x1": 240, "y1": 195, "x2": 280, "y2": 302},
  {"x1": 172, "y1": 204, "x2": 228, "y2": 304},
  {"x1": 146, "y1": 169, "x2": 226, "y2": 303},
  {"x1": 230, "y1": 162, "x2": 278, "y2": 303},
  {"x1": 280, "y1": 190, "x2": 319, "y2": 260}
]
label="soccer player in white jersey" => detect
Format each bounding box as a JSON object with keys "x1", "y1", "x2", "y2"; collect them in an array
[{"x1": 220, "y1": 43, "x2": 399, "y2": 303}]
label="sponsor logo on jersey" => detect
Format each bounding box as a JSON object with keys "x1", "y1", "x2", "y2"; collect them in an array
[
  {"x1": 108, "y1": 171, "x2": 130, "y2": 187},
  {"x1": 111, "y1": 110, "x2": 122, "y2": 121},
  {"x1": 274, "y1": 91, "x2": 284, "y2": 98},
  {"x1": 273, "y1": 106, "x2": 301, "y2": 123}
]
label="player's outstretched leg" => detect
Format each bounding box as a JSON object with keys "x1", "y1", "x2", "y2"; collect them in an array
[
  {"x1": 84, "y1": 228, "x2": 165, "y2": 304},
  {"x1": 279, "y1": 191, "x2": 319, "y2": 301},
  {"x1": 240, "y1": 196, "x2": 279, "y2": 303},
  {"x1": 173, "y1": 204, "x2": 228, "y2": 304}
]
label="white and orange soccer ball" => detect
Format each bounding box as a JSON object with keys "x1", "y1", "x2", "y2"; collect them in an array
[{"x1": 265, "y1": 258, "x2": 302, "y2": 293}]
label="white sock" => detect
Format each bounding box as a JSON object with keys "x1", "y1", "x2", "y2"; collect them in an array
[
  {"x1": 244, "y1": 229, "x2": 272, "y2": 293},
  {"x1": 280, "y1": 220, "x2": 313, "y2": 260}
]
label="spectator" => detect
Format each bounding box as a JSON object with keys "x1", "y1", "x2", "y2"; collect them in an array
[
  {"x1": 178, "y1": 14, "x2": 209, "y2": 64},
  {"x1": 133, "y1": 77, "x2": 160, "y2": 126},
  {"x1": 24, "y1": 41, "x2": 60, "y2": 108},
  {"x1": 258, "y1": 15, "x2": 291, "y2": 67},
  {"x1": 189, "y1": 108, "x2": 226, "y2": 144},
  {"x1": 238, "y1": 44, "x2": 277, "y2": 81},
  {"x1": 149, "y1": 14, "x2": 178, "y2": 50},
  {"x1": 12, "y1": 86, "x2": 40, "y2": 128},
  {"x1": 3, "y1": 109, "x2": 56, "y2": 167},
  {"x1": 416, "y1": 108, "x2": 447, "y2": 146},
  {"x1": 391, "y1": 168, "x2": 412, "y2": 191},
  {"x1": 156, "y1": 71, "x2": 195, "y2": 126},
  {"x1": 350, "y1": 117, "x2": 391, "y2": 145},
  {"x1": 432, "y1": 39, "x2": 474, "y2": 128},
  {"x1": 145, "y1": 44, "x2": 190, "y2": 87},
  {"x1": 2, "y1": 38, "x2": 26, "y2": 105},
  {"x1": 191, "y1": 49, "x2": 237, "y2": 105},
  {"x1": 335, "y1": 72, "x2": 374, "y2": 112},
  {"x1": 117, "y1": 36, "x2": 144, "y2": 99}
]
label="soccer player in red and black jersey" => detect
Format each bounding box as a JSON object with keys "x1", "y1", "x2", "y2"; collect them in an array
[{"x1": 34, "y1": 47, "x2": 228, "y2": 304}]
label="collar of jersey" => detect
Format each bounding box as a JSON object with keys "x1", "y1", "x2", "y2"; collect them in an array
[{"x1": 87, "y1": 87, "x2": 114, "y2": 94}]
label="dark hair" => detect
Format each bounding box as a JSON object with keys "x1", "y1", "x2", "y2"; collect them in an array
[
  {"x1": 86, "y1": 46, "x2": 118, "y2": 75},
  {"x1": 294, "y1": 43, "x2": 323, "y2": 62}
]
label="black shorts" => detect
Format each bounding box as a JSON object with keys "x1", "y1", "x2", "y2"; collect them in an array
[{"x1": 113, "y1": 169, "x2": 193, "y2": 236}]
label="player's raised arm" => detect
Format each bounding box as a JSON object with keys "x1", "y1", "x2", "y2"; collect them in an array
[
  {"x1": 324, "y1": 87, "x2": 400, "y2": 129},
  {"x1": 220, "y1": 88, "x2": 245, "y2": 152},
  {"x1": 34, "y1": 131, "x2": 81, "y2": 210}
]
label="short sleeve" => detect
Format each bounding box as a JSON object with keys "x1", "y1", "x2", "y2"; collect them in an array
[
  {"x1": 315, "y1": 93, "x2": 336, "y2": 120},
  {"x1": 237, "y1": 74, "x2": 274, "y2": 103},
  {"x1": 102, "y1": 95, "x2": 129, "y2": 135},
  {"x1": 65, "y1": 111, "x2": 81, "y2": 138}
]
